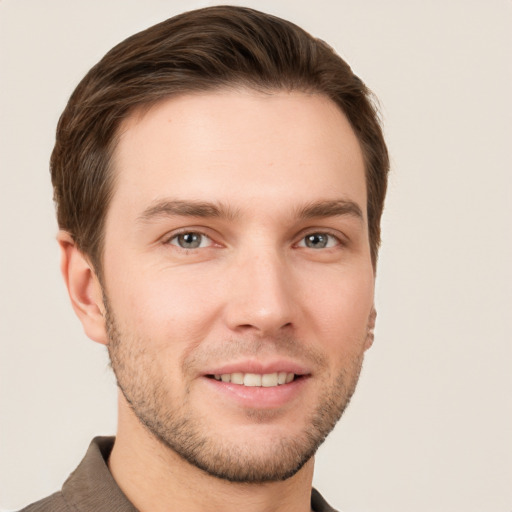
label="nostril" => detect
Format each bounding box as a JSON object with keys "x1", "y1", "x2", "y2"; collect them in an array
[
  {"x1": 234, "y1": 324, "x2": 260, "y2": 333},
  {"x1": 234, "y1": 321, "x2": 293, "y2": 333}
]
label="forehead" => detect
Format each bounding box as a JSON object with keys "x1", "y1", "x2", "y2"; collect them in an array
[{"x1": 110, "y1": 89, "x2": 366, "y2": 220}]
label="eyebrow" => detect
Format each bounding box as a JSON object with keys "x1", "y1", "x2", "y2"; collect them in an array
[
  {"x1": 137, "y1": 199, "x2": 240, "y2": 223},
  {"x1": 137, "y1": 198, "x2": 364, "y2": 224},
  {"x1": 296, "y1": 199, "x2": 364, "y2": 222}
]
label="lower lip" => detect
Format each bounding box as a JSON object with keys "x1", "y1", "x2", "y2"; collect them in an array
[{"x1": 201, "y1": 376, "x2": 309, "y2": 409}]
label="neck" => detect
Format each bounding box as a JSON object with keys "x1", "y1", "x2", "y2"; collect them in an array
[{"x1": 108, "y1": 395, "x2": 315, "y2": 512}]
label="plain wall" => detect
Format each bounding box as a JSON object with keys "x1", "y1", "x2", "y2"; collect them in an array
[{"x1": 1, "y1": 1, "x2": 511, "y2": 511}]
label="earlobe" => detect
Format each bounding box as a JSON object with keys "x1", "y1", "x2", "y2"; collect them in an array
[
  {"x1": 364, "y1": 306, "x2": 377, "y2": 350},
  {"x1": 57, "y1": 231, "x2": 108, "y2": 345}
]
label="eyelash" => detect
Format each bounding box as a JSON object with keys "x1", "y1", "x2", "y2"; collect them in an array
[
  {"x1": 164, "y1": 230, "x2": 343, "y2": 251},
  {"x1": 296, "y1": 232, "x2": 342, "y2": 250},
  {"x1": 165, "y1": 231, "x2": 213, "y2": 250}
]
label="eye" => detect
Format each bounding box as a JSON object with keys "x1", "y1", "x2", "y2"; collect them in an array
[
  {"x1": 298, "y1": 232, "x2": 339, "y2": 249},
  {"x1": 168, "y1": 232, "x2": 212, "y2": 249}
]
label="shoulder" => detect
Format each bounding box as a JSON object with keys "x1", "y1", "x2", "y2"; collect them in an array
[{"x1": 18, "y1": 492, "x2": 73, "y2": 512}]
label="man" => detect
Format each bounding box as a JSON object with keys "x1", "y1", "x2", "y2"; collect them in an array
[{"x1": 22, "y1": 5, "x2": 388, "y2": 512}]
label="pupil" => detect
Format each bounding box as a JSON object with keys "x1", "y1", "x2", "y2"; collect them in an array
[
  {"x1": 306, "y1": 234, "x2": 327, "y2": 248},
  {"x1": 180, "y1": 233, "x2": 200, "y2": 248}
]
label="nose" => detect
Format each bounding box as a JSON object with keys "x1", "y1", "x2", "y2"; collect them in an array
[{"x1": 222, "y1": 247, "x2": 298, "y2": 336}]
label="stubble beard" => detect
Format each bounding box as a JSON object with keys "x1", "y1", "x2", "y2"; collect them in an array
[{"x1": 104, "y1": 298, "x2": 366, "y2": 483}]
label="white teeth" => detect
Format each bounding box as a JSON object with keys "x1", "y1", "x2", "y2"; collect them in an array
[
  {"x1": 213, "y1": 372, "x2": 296, "y2": 387},
  {"x1": 231, "y1": 372, "x2": 244, "y2": 385},
  {"x1": 261, "y1": 373, "x2": 278, "y2": 387},
  {"x1": 244, "y1": 373, "x2": 262, "y2": 386}
]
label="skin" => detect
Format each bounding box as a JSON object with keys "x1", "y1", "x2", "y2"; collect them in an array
[{"x1": 59, "y1": 89, "x2": 375, "y2": 512}]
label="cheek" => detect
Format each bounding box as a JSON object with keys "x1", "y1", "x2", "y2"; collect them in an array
[
  {"x1": 107, "y1": 266, "x2": 225, "y2": 347},
  {"x1": 303, "y1": 267, "x2": 374, "y2": 349}
]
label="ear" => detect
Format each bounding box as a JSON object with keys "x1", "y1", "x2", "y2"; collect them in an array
[
  {"x1": 364, "y1": 306, "x2": 377, "y2": 350},
  {"x1": 57, "y1": 231, "x2": 108, "y2": 345}
]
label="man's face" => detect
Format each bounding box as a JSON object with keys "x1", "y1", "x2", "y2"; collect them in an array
[{"x1": 101, "y1": 89, "x2": 375, "y2": 482}]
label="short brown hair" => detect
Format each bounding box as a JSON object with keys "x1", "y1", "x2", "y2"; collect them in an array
[{"x1": 51, "y1": 5, "x2": 389, "y2": 272}]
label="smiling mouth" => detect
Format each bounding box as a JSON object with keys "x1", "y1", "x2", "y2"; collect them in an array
[{"x1": 207, "y1": 372, "x2": 300, "y2": 387}]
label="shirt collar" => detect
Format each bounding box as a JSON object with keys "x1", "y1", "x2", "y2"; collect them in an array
[
  {"x1": 61, "y1": 436, "x2": 137, "y2": 512},
  {"x1": 61, "y1": 436, "x2": 338, "y2": 512}
]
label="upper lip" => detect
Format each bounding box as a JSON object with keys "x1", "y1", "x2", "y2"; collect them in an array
[{"x1": 203, "y1": 359, "x2": 311, "y2": 376}]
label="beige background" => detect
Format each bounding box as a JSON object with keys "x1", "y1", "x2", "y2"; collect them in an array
[{"x1": 1, "y1": 1, "x2": 511, "y2": 511}]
